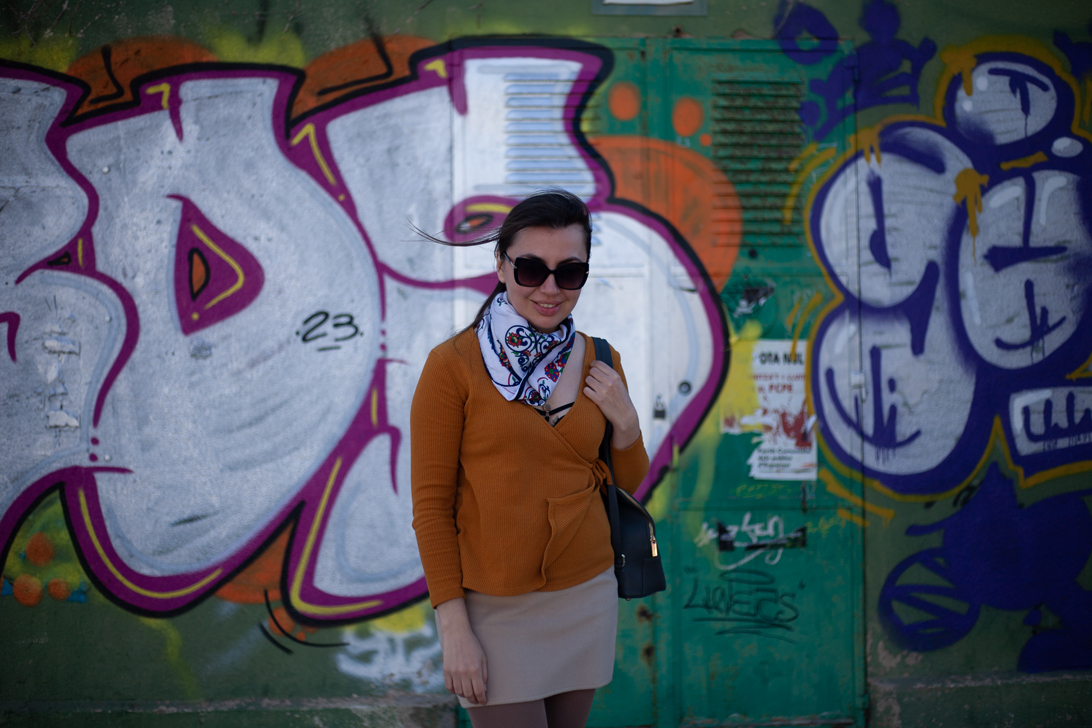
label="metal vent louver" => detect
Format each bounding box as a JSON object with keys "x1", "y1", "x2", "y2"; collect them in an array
[
  {"x1": 711, "y1": 79, "x2": 806, "y2": 246},
  {"x1": 503, "y1": 71, "x2": 597, "y2": 198}
]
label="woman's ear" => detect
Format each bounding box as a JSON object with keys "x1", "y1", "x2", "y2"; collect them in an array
[{"x1": 496, "y1": 252, "x2": 506, "y2": 285}]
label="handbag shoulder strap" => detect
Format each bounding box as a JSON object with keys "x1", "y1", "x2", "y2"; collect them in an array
[{"x1": 591, "y1": 337, "x2": 623, "y2": 567}]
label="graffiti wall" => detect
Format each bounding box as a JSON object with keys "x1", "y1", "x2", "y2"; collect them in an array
[
  {"x1": 2, "y1": 0, "x2": 1091, "y2": 725},
  {"x1": 784, "y1": 17, "x2": 1092, "y2": 679},
  {"x1": 2, "y1": 38, "x2": 727, "y2": 610}
]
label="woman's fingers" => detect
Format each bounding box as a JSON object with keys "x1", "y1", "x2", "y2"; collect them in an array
[
  {"x1": 585, "y1": 362, "x2": 641, "y2": 448},
  {"x1": 585, "y1": 364, "x2": 626, "y2": 411},
  {"x1": 442, "y1": 641, "x2": 488, "y2": 704},
  {"x1": 447, "y1": 669, "x2": 485, "y2": 704},
  {"x1": 470, "y1": 663, "x2": 488, "y2": 704},
  {"x1": 585, "y1": 361, "x2": 621, "y2": 387}
]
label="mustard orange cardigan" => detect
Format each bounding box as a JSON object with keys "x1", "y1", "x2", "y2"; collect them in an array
[{"x1": 410, "y1": 328, "x2": 650, "y2": 607}]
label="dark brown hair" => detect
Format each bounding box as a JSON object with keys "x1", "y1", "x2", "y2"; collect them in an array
[{"x1": 425, "y1": 189, "x2": 593, "y2": 330}]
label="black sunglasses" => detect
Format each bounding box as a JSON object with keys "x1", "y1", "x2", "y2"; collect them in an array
[{"x1": 504, "y1": 254, "x2": 590, "y2": 290}]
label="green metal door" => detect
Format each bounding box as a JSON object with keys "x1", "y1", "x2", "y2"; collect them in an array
[
  {"x1": 661, "y1": 40, "x2": 863, "y2": 728},
  {"x1": 587, "y1": 39, "x2": 864, "y2": 727}
]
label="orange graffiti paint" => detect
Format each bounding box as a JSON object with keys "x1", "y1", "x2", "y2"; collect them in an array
[
  {"x1": 47, "y1": 578, "x2": 72, "y2": 601},
  {"x1": 25, "y1": 532, "x2": 55, "y2": 567},
  {"x1": 699, "y1": 133, "x2": 712, "y2": 147},
  {"x1": 294, "y1": 35, "x2": 435, "y2": 118},
  {"x1": 607, "y1": 81, "x2": 641, "y2": 121},
  {"x1": 67, "y1": 38, "x2": 217, "y2": 117},
  {"x1": 590, "y1": 135, "x2": 741, "y2": 289},
  {"x1": 672, "y1": 97, "x2": 704, "y2": 137},
  {"x1": 13, "y1": 574, "x2": 43, "y2": 606},
  {"x1": 215, "y1": 529, "x2": 289, "y2": 604},
  {"x1": 269, "y1": 605, "x2": 293, "y2": 634}
]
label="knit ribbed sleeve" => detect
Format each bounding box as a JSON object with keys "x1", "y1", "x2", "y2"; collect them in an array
[{"x1": 409, "y1": 347, "x2": 470, "y2": 606}]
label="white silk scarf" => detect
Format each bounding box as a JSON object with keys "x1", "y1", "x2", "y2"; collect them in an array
[{"x1": 476, "y1": 292, "x2": 575, "y2": 407}]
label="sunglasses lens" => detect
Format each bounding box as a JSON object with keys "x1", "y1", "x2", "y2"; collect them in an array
[
  {"x1": 555, "y1": 263, "x2": 589, "y2": 290},
  {"x1": 513, "y1": 259, "x2": 549, "y2": 287},
  {"x1": 510, "y1": 258, "x2": 589, "y2": 290}
]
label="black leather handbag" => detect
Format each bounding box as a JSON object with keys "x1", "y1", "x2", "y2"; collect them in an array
[{"x1": 592, "y1": 337, "x2": 667, "y2": 600}]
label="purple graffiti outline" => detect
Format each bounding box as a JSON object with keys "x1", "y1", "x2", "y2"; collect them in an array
[
  {"x1": 0, "y1": 312, "x2": 18, "y2": 362},
  {"x1": 0, "y1": 41, "x2": 727, "y2": 620}
]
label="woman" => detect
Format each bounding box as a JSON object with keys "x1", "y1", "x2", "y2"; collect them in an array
[{"x1": 410, "y1": 190, "x2": 649, "y2": 728}]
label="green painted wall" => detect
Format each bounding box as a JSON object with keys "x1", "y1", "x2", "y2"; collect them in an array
[{"x1": 2, "y1": 0, "x2": 1091, "y2": 726}]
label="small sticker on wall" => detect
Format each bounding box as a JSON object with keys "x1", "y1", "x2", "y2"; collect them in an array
[{"x1": 743, "y1": 340, "x2": 816, "y2": 481}]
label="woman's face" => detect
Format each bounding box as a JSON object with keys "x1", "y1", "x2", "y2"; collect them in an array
[{"x1": 497, "y1": 224, "x2": 588, "y2": 333}]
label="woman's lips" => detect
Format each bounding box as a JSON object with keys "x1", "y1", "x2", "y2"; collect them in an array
[{"x1": 533, "y1": 301, "x2": 561, "y2": 317}]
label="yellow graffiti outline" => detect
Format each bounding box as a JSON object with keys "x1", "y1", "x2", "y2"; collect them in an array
[
  {"x1": 370, "y1": 388, "x2": 379, "y2": 426},
  {"x1": 79, "y1": 487, "x2": 222, "y2": 598},
  {"x1": 290, "y1": 123, "x2": 338, "y2": 187},
  {"x1": 466, "y1": 202, "x2": 513, "y2": 214},
  {"x1": 999, "y1": 151, "x2": 1048, "y2": 170},
  {"x1": 953, "y1": 168, "x2": 989, "y2": 256},
  {"x1": 1066, "y1": 350, "x2": 1092, "y2": 380},
  {"x1": 1084, "y1": 78, "x2": 1091, "y2": 125},
  {"x1": 190, "y1": 224, "x2": 245, "y2": 310},
  {"x1": 789, "y1": 292, "x2": 823, "y2": 361},
  {"x1": 145, "y1": 83, "x2": 171, "y2": 110},
  {"x1": 289, "y1": 458, "x2": 383, "y2": 616},
  {"x1": 800, "y1": 37, "x2": 1092, "y2": 502},
  {"x1": 819, "y1": 468, "x2": 894, "y2": 524},
  {"x1": 788, "y1": 142, "x2": 819, "y2": 173},
  {"x1": 782, "y1": 146, "x2": 836, "y2": 225},
  {"x1": 837, "y1": 508, "x2": 868, "y2": 528},
  {"x1": 77, "y1": 237, "x2": 84, "y2": 268},
  {"x1": 856, "y1": 127, "x2": 883, "y2": 167},
  {"x1": 424, "y1": 59, "x2": 448, "y2": 79},
  {"x1": 783, "y1": 295, "x2": 804, "y2": 331}
]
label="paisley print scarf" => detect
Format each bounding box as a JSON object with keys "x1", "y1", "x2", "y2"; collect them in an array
[{"x1": 476, "y1": 292, "x2": 575, "y2": 406}]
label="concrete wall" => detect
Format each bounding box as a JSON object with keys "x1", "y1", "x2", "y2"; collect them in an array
[{"x1": 2, "y1": 0, "x2": 1090, "y2": 726}]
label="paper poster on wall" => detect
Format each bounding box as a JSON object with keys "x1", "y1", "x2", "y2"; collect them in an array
[{"x1": 740, "y1": 340, "x2": 816, "y2": 481}]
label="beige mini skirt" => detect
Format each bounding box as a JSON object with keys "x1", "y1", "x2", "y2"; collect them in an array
[{"x1": 437, "y1": 567, "x2": 618, "y2": 708}]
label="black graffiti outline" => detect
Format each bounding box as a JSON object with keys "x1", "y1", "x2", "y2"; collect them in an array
[
  {"x1": 317, "y1": 16, "x2": 394, "y2": 96},
  {"x1": 260, "y1": 589, "x2": 349, "y2": 654},
  {"x1": 683, "y1": 569, "x2": 801, "y2": 644},
  {"x1": 331, "y1": 313, "x2": 360, "y2": 341},
  {"x1": 299, "y1": 311, "x2": 330, "y2": 342},
  {"x1": 88, "y1": 45, "x2": 126, "y2": 105}
]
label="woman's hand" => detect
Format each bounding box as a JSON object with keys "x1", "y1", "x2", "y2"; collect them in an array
[
  {"x1": 435, "y1": 598, "x2": 488, "y2": 704},
  {"x1": 584, "y1": 361, "x2": 641, "y2": 450}
]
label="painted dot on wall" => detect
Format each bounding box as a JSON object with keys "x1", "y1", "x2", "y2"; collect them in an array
[
  {"x1": 25, "y1": 532, "x2": 55, "y2": 567},
  {"x1": 608, "y1": 81, "x2": 641, "y2": 121},
  {"x1": 13, "y1": 574, "x2": 43, "y2": 607},
  {"x1": 699, "y1": 133, "x2": 712, "y2": 147},
  {"x1": 47, "y1": 578, "x2": 72, "y2": 602},
  {"x1": 89, "y1": 453, "x2": 98, "y2": 462},
  {"x1": 672, "y1": 97, "x2": 704, "y2": 138}
]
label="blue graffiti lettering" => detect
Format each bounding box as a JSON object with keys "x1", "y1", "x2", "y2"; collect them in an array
[
  {"x1": 993, "y1": 280, "x2": 1066, "y2": 352},
  {"x1": 826, "y1": 345, "x2": 922, "y2": 455},
  {"x1": 1023, "y1": 391, "x2": 1092, "y2": 444},
  {"x1": 781, "y1": 0, "x2": 935, "y2": 139}
]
